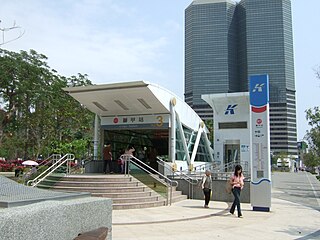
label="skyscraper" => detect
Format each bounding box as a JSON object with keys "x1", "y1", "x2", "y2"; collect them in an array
[{"x1": 184, "y1": 0, "x2": 297, "y2": 155}]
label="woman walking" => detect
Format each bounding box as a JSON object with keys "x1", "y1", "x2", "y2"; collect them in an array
[
  {"x1": 229, "y1": 165, "x2": 244, "y2": 218},
  {"x1": 201, "y1": 170, "x2": 212, "y2": 208}
]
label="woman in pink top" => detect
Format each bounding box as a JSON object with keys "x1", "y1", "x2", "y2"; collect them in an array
[{"x1": 229, "y1": 165, "x2": 244, "y2": 218}]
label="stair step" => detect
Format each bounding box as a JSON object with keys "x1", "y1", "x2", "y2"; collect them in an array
[
  {"x1": 45, "y1": 186, "x2": 149, "y2": 193},
  {"x1": 60, "y1": 175, "x2": 133, "y2": 182},
  {"x1": 91, "y1": 191, "x2": 155, "y2": 198},
  {"x1": 52, "y1": 181, "x2": 142, "y2": 187},
  {"x1": 171, "y1": 195, "x2": 188, "y2": 203},
  {"x1": 113, "y1": 200, "x2": 166, "y2": 210},
  {"x1": 110, "y1": 195, "x2": 163, "y2": 204},
  {"x1": 37, "y1": 174, "x2": 187, "y2": 209},
  {"x1": 171, "y1": 190, "x2": 184, "y2": 196}
]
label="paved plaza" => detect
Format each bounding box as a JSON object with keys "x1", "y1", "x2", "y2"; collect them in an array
[
  {"x1": 0, "y1": 171, "x2": 319, "y2": 239},
  {"x1": 112, "y1": 172, "x2": 320, "y2": 240}
]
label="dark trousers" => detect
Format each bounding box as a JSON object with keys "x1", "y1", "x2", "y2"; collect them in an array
[
  {"x1": 117, "y1": 162, "x2": 124, "y2": 174},
  {"x1": 230, "y1": 187, "x2": 242, "y2": 217},
  {"x1": 103, "y1": 160, "x2": 112, "y2": 173},
  {"x1": 203, "y1": 188, "x2": 211, "y2": 206}
]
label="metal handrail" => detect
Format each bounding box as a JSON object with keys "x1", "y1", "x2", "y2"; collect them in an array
[
  {"x1": 123, "y1": 154, "x2": 178, "y2": 205},
  {"x1": 69, "y1": 156, "x2": 93, "y2": 174},
  {"x1": 193, "y1": 162, "x2": 217, "y2": 172},
  {"x1": 193, "y1": 161, "x2": 250, "y2": 174},
  {"x1": 156, "y1": 158, "x2": 174, "y2": 175},
  {"x1": 176, "y1": 171, "x2": 198, "y2": 199},
  {"x1": 40, "y1": 154, "x2": 62, "y2": 166},
  {"x1": 23, "y1": 154, "x2": 61, "y2": 178},
  {"x1": 160, "y1": 159, "x2": 250, "y2": 181},
  {"x1": 27, "y1": 153, "x2": 75, "y2": 187},
  {"x1": 157, "y1": 158, "x2": 198, "y2": 199},
  {"x1": 157, "y1": 158, "x2": 198, "y2": 184}
]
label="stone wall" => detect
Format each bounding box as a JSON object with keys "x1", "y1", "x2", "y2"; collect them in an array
[
  {"x1": 175, "y1": 179, "x2": 250, "y2": 203},
  {"x1": 0, "y1": 197, "x2": 112, "y2": 240}
]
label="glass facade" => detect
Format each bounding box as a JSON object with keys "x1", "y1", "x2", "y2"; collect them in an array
[
  {"x1": 176, "y1": 124, "x2": 211, "y2": 162},
  {"x1": 185, "y1": 0, "x2": 297, "y2": 155},
  {"x1": 185, "y1": 0, "x2": 237, "y2": 111},
  {"x1": 103, "y1": 126, "x2": 211, "y2": 167}
]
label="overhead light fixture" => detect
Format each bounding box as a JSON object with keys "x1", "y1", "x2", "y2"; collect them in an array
[
  {"x1": 92, "y1": 101, "x2": 108, "y2": 111},
  {"x1": 114, "y1": 100, "x2": 129, "y2": 110},
  {"x1": 137, "y1": 98, "x2": 152, "y2": 109}
]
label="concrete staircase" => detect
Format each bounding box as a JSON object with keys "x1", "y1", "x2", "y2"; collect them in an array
[{"x1": 37, "y1": 174, "x2": 187, "y2": 210}]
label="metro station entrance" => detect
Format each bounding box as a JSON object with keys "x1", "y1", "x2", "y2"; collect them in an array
[
  {"x1": 104, "y1": 129, "x2": 169, "y2": 171},
  {"x1": 64, "y1": 81, "x2": 214, "y2": 174}
]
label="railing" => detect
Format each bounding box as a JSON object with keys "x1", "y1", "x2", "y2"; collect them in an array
[
  {"x1": 23, "y1": 154, "x2": 62, "y2": 181},
  {"x1": 122, "y1": 154, "x2": 178, "y2": 206},
  {"x1": 69, "y1": 156, "x2": 93, "y2": 174},
  {"x1": 193, "y1": 161, "x2": 250, "y2": 176},
  {"x1": 157, "y1": 159, "x2": 250, "y2": 181},
  {"x1": 193, "y1": 162, "x2": 217, "y2": 173},
  {"x1": 27, "y1": 154, "x2": 75, "y2": 187},
  {"x1": 39, "y1": 154, "x2": 62, "y2": 166},
  {"x1": 157, "y1": 158, "x2": 198, "y2": 199},
  {"x1": 224, "y1": 161, "x2": 237, "y2": 172}
]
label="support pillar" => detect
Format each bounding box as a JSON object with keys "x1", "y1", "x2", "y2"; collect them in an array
[
  {"x1": 169, "y1": 98, "x2": 176, "y2": 163},
  {"x1": 93, "y1": 114, "x2": 100, "y2": 160}
]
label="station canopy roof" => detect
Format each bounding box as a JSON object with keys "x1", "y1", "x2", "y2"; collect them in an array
[{"x1": 63, "y1": 81, "x2": 204, "y2": 132}]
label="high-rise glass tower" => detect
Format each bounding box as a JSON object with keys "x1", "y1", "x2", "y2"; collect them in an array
[
  {"x1": 185, "y1": 0, "x2": 238, "y2": 119},
  {"x1": 184, "y1": 0, "x2": 297, "y2": 155}
]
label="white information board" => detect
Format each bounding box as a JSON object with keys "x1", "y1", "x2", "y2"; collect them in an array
[{"x1": 250, "y1": 74, "x2": 271, "y2": 212}]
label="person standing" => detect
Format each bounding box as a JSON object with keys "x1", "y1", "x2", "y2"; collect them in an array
[
  {"x1": 229, "y1": 164, "x2": 245, "y2": 218},
  {"x1": 103, "y1": 143, "x2": 112, "y2": 174},
  {"x1": 201, "y1": 170, "x2": 212, "y2": 208},
  {"x1": 125, "y1": 145, "x2": 135, "y2": 156},
  {"x1": 117, "y1": 149, "x2": 125, "y2": 173},
  {"x1": 121, "y1": 145, "x2": 135, "y2": 174}
]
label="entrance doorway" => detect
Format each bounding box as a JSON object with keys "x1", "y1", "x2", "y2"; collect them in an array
[
  {"x1": 104, "y1": 129, "x2": 169, "y2": 171},
  {"x1": 224, "y1": 140, "x2": 240, "y2": 172}
]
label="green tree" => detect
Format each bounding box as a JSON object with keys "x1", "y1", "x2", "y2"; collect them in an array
[
  {"x1": 303, "y1": 150, "x2": 319, "y2": 173},
  {"x1": 304, "y1": 67, "x2": 320, "y2": 170},
  {"x1": 274, "y1": 152, "x2": 289, "y2": 172},
  {"x1": 0, "y1": 49, "x2": 94, "y2": 160},
  {"x1": 203, "y1": 119, "x2": 214, "y2": 145}
]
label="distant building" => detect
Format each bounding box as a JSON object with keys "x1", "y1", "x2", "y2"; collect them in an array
[{"x1": 184, "y1": 0, "x2": 297, "y2": 156}]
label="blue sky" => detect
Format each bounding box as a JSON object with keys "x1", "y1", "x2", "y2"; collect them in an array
[{"x1": 1, "y1": 0, "x2": 319, "y2": 141}]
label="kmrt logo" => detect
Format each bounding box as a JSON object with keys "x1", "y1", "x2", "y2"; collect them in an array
[
  {"x1": 252, "y1": 83, "x2": 265, "y2": 92},
  {"x1": 225, "y1": 104, "x2": 237, "y2": 115}
]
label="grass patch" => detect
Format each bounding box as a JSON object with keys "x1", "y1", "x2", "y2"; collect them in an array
[{"x1": 129, "y1": 168, "x2": 168, "y2": 197}]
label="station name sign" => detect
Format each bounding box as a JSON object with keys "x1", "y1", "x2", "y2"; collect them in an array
[{"x1": 101, "y1": 114, "x2": 170, "y2": 129}]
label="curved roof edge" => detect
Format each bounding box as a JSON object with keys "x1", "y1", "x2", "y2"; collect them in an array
[
  {"x1": 63, "y1": 81, "x2": 149, "y2": 93},
  {"x1": 64, "y1": 81, "x2": 206, "y2": 133},
  {"x1": 147, "y1": 83, "x2": 205, "y2": 132}
]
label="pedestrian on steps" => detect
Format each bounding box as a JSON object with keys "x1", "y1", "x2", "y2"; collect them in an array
[{"x1": 103, "y1": 143, "x2": 113, "y2": 174}]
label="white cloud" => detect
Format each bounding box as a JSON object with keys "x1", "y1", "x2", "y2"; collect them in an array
[{"x1": 1, "y1": 1, "x2": 173, "y2": 84}]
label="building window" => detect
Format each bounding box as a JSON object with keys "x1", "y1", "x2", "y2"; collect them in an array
[{"x1": 218, "y1": 122, "x2": 247, "y2": 129}]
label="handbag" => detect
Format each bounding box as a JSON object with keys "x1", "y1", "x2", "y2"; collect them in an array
[
  {"x1": 203, "y1": 188, "x2": 210, "y2": 193},
  {"x1": 225, "y1": 180, "x2": 232, "y2": 194}
]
